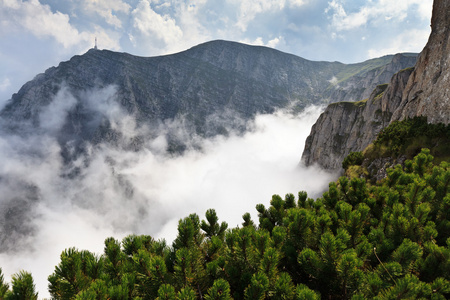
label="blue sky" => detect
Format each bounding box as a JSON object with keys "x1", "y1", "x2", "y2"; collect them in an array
[{"x1": 0, "y1": 0, "x2": 433, "y2": 103}]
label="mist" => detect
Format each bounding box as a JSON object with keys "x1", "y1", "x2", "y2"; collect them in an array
[{"x1": 0, "y1": 86, "x2": 336, "y2": 298}]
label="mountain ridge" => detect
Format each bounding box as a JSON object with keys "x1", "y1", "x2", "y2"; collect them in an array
[{"x1": 1, "y1": 40, "x2": 417, "y2": 157}]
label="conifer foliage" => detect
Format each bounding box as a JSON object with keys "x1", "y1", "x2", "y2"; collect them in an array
[{"x1": 1, "y1": 149, "x2": 449, "y2": 299}]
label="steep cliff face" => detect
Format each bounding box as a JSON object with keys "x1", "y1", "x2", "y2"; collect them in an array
[
  {"x1": 391, "y1": 0, "x2": 450, "y2": 124},
  {"x1": 301, "y1": 101, "x2": 367, "y2": 170},
  {"x1": 302, "y1": 0, "x2": 449, "y2": 171},
  {"x1": 301, "y1": 69, "x2": 413, "y2": 170}
]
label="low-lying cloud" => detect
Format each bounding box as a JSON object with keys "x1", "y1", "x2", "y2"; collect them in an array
[{"x1": 0, "y1": 86, "x2": 336, "y2": 298}]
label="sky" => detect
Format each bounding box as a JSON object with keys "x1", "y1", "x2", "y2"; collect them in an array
[{"x1": 0, "y1": 0, "x2": 434, "y2": 103}]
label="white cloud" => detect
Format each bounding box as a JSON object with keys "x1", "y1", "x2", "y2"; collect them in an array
[
  {"x1": 0, "y1": 83, "x2": 335, "y2": 297},
  {"x1": 289, "y1": 0, "x2": 307, "y2": 7},
  {"x1": 240, "y1": 36, "x2": 283, "y2": 49},
  {"x1": 367, "y1": 28, "x2": 430, "y2": 58},
  {"x1": 83, "y1": 0, "x2": 131, "y2": 28},
  {"x1": 169, "y1": 0, "x2": 211, "y2": 52},
  {"x1": 90, "y1": 25, "x2": 122, "y2": 51},
  {"x1": 267, "y1": 36, "x2": 282, "y2": 48},
  {"x1": 325, "y1": 0, "x2": 370, "y2": 31},
  {"x1": 38, "y1": 85, "x2": 77, "y2": 133},
  {"x1": 328, "y1": 76, "x2": 338, "y2": 85},
  {"x1": 2, "y1": 0, "x2": 20, "y2": 9},
  {"x1": 0, "y1": 0, "x2": 89, "y2": 48},
  {"x1": 0, "y1": 0, "x2": 121, "y2": 52},
  {"x1": 229, "y1": 0, "x2": 307, "y2": 32},
  {"x1": 326, "y1": 0, "x2": 433, "y2": 32},
  {"x1": 415, "y1": 1, "x2": 433, "y2": 20},
  {"x1": 242, "y1": 36, "x2": 264, "y2": 46},
  {"x1": 127, "y1": 0, "x2": 211, "y2": 55},
  {"x1": 235, "y1": 0, "x2": 280, "y2": 31},
  {"x1": 0, "y1": 77, "x2": 10, "y2": 92},
  {"x1": 131, "y1": 0, "x2": 183, "y2": 47}
]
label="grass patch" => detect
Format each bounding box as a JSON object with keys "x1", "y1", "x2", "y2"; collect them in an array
[
  {"x1": 353, "y1": 98, "x2": 368, "y2": 107},
  {"x1": 342, "y1": 117, "x2": 450, "y2": 181},
  {"x1": 345, "y1": 165, "x2": 368, "y2": 178},
  {"x1": 374, "y1": 116, "x2": 450, "y2": 158}
]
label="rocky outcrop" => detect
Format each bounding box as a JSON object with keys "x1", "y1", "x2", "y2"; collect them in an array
[
  {"x1": 391, "y1": 0, "x2": 450, "y2": 124},
  {"x1": 302, "y1": 0, "x2": 449, "y2": 171},
  {"x1": 364, "y1": 155, "x2": 407, "y2": 183},
  {"x1": 301, "y1": 101, "x2": 367, "y2": 170},
  {"x1": 301, "y1": 68, "x2": 413, "y2": 170},
  {"x1": 301, "y1": 67, "x2": 414, "y2": 170}
]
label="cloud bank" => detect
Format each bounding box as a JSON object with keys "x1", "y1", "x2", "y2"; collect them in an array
[{"x1": 0, "y1": 85, "x2": 336, "y2": 298}]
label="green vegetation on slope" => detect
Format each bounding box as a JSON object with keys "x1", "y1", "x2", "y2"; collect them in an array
[
  {"x1": 332, "y1": 57, "x2": 395, "y2": 85},
  {"x1": 2, "y1": 148, "x2": 449, "y2": 299},
  {"x1": 371, "y1": 117, "x2": 450, "y2": 161},
  {"x1": 342, "y1": 117, "x2": 450, "y2": 181}
]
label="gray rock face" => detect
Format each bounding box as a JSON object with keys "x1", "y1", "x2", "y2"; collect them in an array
[
  {"x1": 365, "y1": 155, "x2": 407, "y2": 183},
  {"x1": 301, "y1": 68, "x2": 414, "y2": 170},
  {"x1": 391, "y1": 0, "x2": 450, "y2": 124},
  {"x1": 301, "y1": 0, "x2": 450, "y2": 171}
]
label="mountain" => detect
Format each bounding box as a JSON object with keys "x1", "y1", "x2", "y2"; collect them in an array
[
  {"x1": 0, "y1": 41, "x2": 416, "y2": 160},
  {"x1": 301, "y1": 0, "x2": 450, "y2": 171}
]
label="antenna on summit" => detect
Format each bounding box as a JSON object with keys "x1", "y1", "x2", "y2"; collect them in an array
[{"x1": 94, "y1": 37, "x2": 98, "y2": 50}]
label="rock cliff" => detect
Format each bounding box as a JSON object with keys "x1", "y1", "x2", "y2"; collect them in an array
[
  {"x1": 301, "y1": 69, "x2": 413, "y2": 170},
  {"x1": 391, "y1": 0, "x2": 450, "y2": 124},
  {"x1": 301, "y1": 0, "x2": 449, "y2": 171}
]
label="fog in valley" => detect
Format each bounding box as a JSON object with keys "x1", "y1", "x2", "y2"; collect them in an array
[{"x1": 0, "y1": 86, "x2": 336, "y2": 298}]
